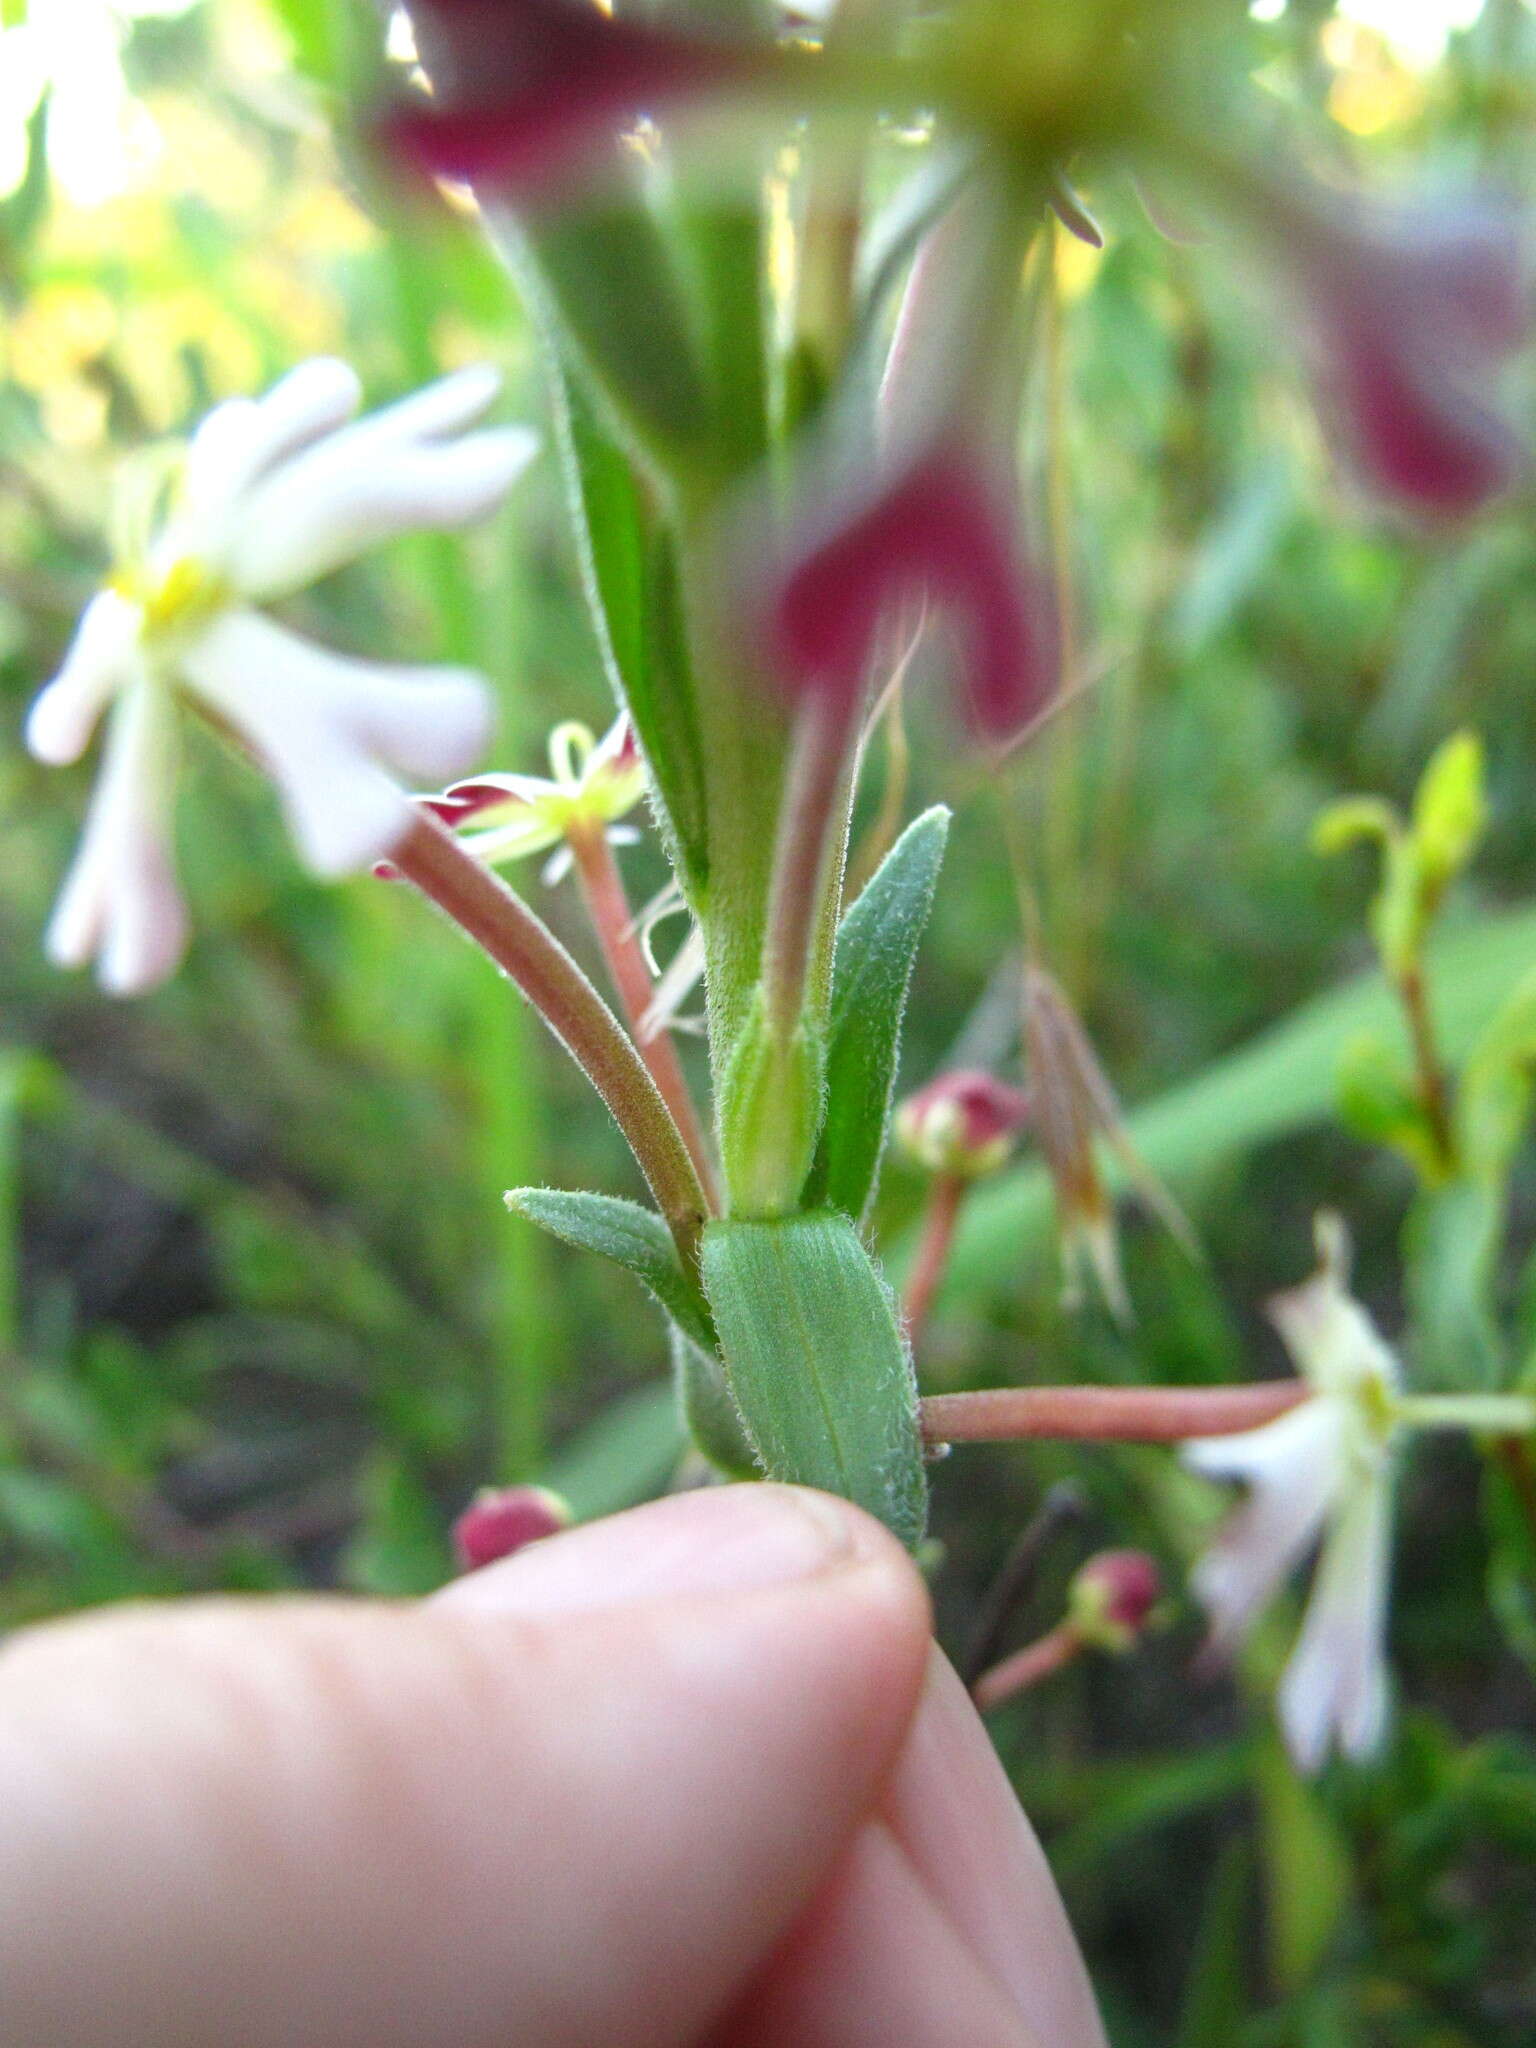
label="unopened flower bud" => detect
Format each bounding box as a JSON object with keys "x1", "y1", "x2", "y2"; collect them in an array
[
  {"x1": 453, "y1": 1484, "x2": 573, "y2": 1572},
  {"x1": 1067, "y1": 1548, "x2": 1163, "y2": 1652},
  {"x1": 895, "y1": 1068, "x2": 1030, "y2": 1178}
]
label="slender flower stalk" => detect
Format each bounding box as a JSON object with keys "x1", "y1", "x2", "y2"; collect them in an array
[
  {"x1": 974, "y1": 1549, "x2": 1163, "y2": 1711},
  {"x1": 902, "y1": 1173, "x2": 968, "y2": 1343},
  {"x1": 922, "y1": 1382, "x2": 1307, "y2": 1447},
  {"x1": 973, "y1": 1622, "x2": 1081, "y2": 1710},
  {"x1": 390, "y1": 810, "x2": 709, "y2": 1267},
  {"x1": 565, "y1": 819, "x2": 718, "y2": 1205}
]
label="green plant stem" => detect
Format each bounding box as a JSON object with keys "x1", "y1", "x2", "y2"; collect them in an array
[
  {"x1": 1398, "y1": 1395, "x2": 1536, "y2": 1431},
  {"x1": 1397, "y1": 963, "x2": 1458, "y2": 1173},
  {"x1": 922, "y1": 1381, "x2": 1306, "y2": 1446},
  {"x1": 902, "y1": 1171, "x2": 968, "y2": 1342},
  {"x1": 392, "y1": 812, "x2": 708, "y2": 1271},
  {"x1": 567, "y1": 822, "x2": 719, "y2": 1206}
]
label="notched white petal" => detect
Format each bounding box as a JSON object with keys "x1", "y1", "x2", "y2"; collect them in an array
[
  {"x1": 45, "y1": 677, "x2": 187, "y2": 995},
  {"x1": 183, "y1": 359, "x2": 363, "y2": 528},
  {"x1": 1278, "y1": 1477, "x2": 1394, "y2": 1773},
  {"x1": 1185, "y1": 1397, "x2": 1344, "y2": 1653},
  {"x1": 224, "y1": 362, "x2": 537, "y2": 598},
  {"x1": 26, "y1": 590, "x2": 142, "y2": 766},
  {"x1": 181, "y1": 609, "x2": 491, "y2": 877}
]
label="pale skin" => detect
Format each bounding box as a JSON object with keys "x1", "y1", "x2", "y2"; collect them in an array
[{"x1": 0, "y1": 1483, "x2": 1107, "y2": 2048}]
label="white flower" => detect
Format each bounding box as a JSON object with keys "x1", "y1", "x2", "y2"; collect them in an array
[
  {"x1": 1184, "y1": 1214, "x2": 1535, "y2": 1774},
  {"x1": 421, "y1": 714, "x2": 646, "y2": 885},
  {"x1": 28, "y1": 358, "x2": 538, "y2": 993}
]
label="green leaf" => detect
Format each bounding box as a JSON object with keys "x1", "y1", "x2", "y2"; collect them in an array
[
  {"x1": 1334, "y1": 1030, "x2": 1439, "y2": 1179},
  {"x1": 543, "y1": 1380, "x2": 684, "y2": 1519},
  {"x1": 805, "y1": 806, "x2": 950, "y2": 1221},
  {"x1": 670, "y1": 1326, "x2": 758, "y2": 1479},
  {"x1": 1457, "y1": 965, "x2": 1536, "y2": 1182},
  {"x1": 1174, "y1": 1839, "x2": 1252, "y2": 2048},
  {"x1": 340, "y1": 1454, "x2": 450, "y2": 1596},
  {"x1": 702, "y1": 1211, "x2": 927, "y2": 1548},
  {"x1": 552, "y1": 368, "x2": 711, "y2": 891},
  {"x1": 940, "y1": 904, "x2": 1536, "y2": 1302},
  {"x1": 1403, "y1": 1179, "x2": 1506, "y2": 1391},
  {"x1": 1310, "y1": 795, "x2": 1397, "y2": 859},
  {"x1": 1484, "y1": 1452, "x2": 1536, "y2": 1677},
  {"x1": 511, "y1": 207, "x2": 714, "y2": 474},
  {"x1": 674, "y1": 196, "x2": 770, "y2": 473},
  {"x1": 1412, "y1": 728, "x2": 1487, "y2": 892},
  {"x1": 1255, "y1": 1740, "x2": 1352, "y2": 1992},
  {"x1": 507, "y1": 1188, "x2": 716, "y2": 1355}
]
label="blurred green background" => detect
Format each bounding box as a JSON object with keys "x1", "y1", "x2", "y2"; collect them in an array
[{"x1": 3, "y1": 0, "x2": 1536, "y2": 2039}]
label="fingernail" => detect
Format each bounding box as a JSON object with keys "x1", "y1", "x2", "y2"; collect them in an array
[{"x1": 434, "y1": 1483, "x2": 875, "y2": 1616}]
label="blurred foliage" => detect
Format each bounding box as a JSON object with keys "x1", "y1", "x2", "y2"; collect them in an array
[{"x1": 2, "y1": 0, "x2": 1536, "y2": 2039}]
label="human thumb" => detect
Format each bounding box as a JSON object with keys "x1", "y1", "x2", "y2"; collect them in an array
[{"x1": 0, "y1": 1483, "x2": 930, "y2": 2048}]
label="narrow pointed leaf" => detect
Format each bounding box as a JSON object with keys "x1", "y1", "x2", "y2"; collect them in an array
[
  {"x1": 507, "y1": 1187, "x2": 716, "y2": 1354},
  {"x1": 670, "y1": 1325, "x2": 758, "y2": 1478},
  {"x1": 805, "y1": 805, "x2": 949, "y2": 1220},
  {"x1": 702, "y1": 1210, "x2": 927, "y2": 1548},
  {"x1": 551, "y1": 367, "x2": 711, "y2": 892}
]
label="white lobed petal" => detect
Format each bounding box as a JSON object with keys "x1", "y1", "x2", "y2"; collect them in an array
[
  {"x1": 181, "y1": 608, "x2": 491, "y2": 877},
  {"x1": 223, "y1": 363, "x2": 537, "y2": 599},
  {"x1": 349, "y1": 362, "x2": 505, "y2": 444},
  {"x1": 180, "y1": 359, "x2": 362, "y2": 540},
  {"x1": 1278, "y1": 1472, "x2": 1395, "y2": 1774},
  {"x1": 26, "y1": 590, "x2": 143, "y2": 766},
  {"x1": 1184, "y1": 1396, "x2": 1345, "y2": 1653},
  {"x1": 45, "y1": 672, "x2": 188, "y2": 995}
]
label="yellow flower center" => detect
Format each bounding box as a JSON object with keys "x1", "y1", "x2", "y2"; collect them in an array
[{"x1": 112, "y1": 555, "x2": 230, "y2": 645}]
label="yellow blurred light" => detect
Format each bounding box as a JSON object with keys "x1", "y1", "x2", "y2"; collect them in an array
[
  {"x1": 1055, "y1": 224, "x2": 1103, "y2": 301},
  {"x1": 147, "y1": 94, "x2": 271, "y2": 213},
  {"x1": 1322, "y1": 18, "x2": 1427, "y2": 133},
  {"x1": 6, "y1": 282, "x2": 118, "y2": 390},
  {"x1": 277, "y1": 185, "x2": 380, "y2": 259},
  {"x1": 41, "y1": 375, "x2": 111, "y2": 450}
]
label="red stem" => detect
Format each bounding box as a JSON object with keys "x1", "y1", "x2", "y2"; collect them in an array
[
  {"x1": 973, "y1": 1621, "x2": 1081, "y2": 1711},
  {"x1": 903, "y1": 1172, "x2": 967, "y2": 1341},
  {"x1": 567, "y1": 824, "x2": 719, "y2": 1208},
  {"x1": 760, "y1": 687, "x2": 862, "y2": 1038},
  {"x1": 922, "y1": 1381, "x2": 1306, "y2": 1447},
  {"x1": 391, "y1": 812, "x2": 708, "y2": 1270}
]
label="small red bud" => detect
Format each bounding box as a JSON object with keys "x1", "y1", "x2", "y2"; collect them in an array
[
  {"x1": 896, "y1": 1068, "x2": 1031, "y2": 1178},
  {"x1": 453, "y1": 1485, "x2": 573, "y2": 1572},
  {"x1": 1068, "y1": 1548, "x2": 1163, "y2": 1650}
]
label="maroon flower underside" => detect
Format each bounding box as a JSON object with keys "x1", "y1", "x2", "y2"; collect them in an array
[
  {"x1": 389, "y1": 0, "x2": 752, "y2": 195},
  {"x1": 772, "y1": 449, "x2": 1061, "y2": 747},
  {"x1": 1325, "y1": 316, "x2": 1522, "y2": 516},
  {"x1": 1300, "y1": 204, "x2": 1528, "y2": 515}
]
